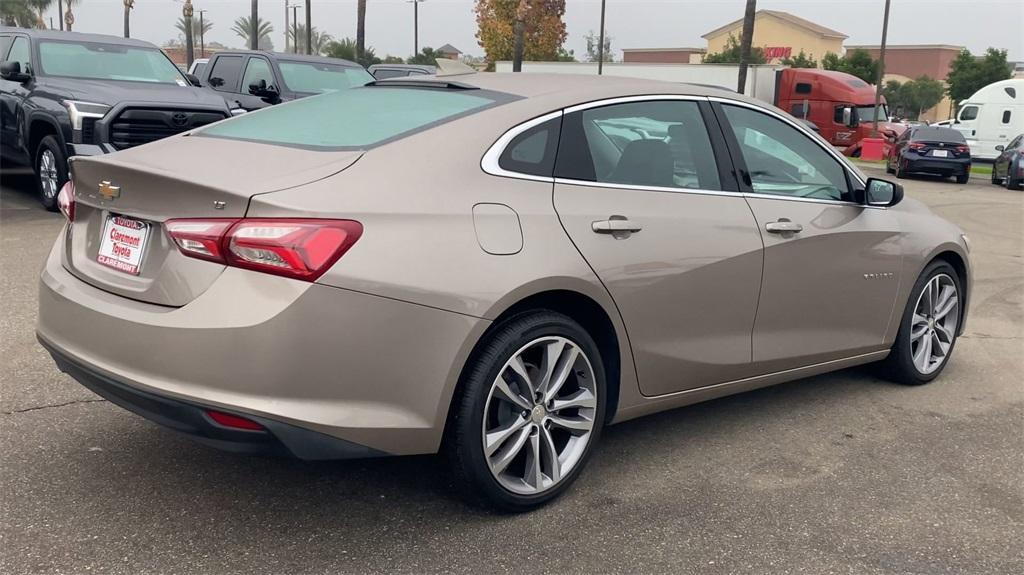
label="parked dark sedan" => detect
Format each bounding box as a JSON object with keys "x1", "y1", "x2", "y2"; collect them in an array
[
  {"x1": 887, "y1": 126, "x2": 971, "y2": 184},
  {"x1": 992, "y1": 133, "x2": 1023, "y2": 190}
]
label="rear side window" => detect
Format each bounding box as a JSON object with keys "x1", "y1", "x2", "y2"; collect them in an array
[
  {"x1": 208, "y1": 56, "x2": 244, "y2": 92},
  {"x1": 201, "y1": 87, "x2": 500, "y2": 149},
  {"x1": 959, "y1": 106, "x2": 979, "y2": 121},
  {"x1": 1002, "y1": 110, "x2": 1012, "y2": 124},
  {"x1": 372, "y1": 69, "x2": 409, "y2": 79},
  {"x1": 795, "y1": 82, "x2": 812, "y2": 94},
  {"x1": 498, "y1": 118, "x2": 561, "y2": 177},
  {"x1": 555, "y1": 100, "x2": 721, "y2": 191}
]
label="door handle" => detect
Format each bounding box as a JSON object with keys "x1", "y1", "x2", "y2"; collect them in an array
[
  {"x1": 765, "y1": 220, "x2": 803, "y2": 234},
  {"x1": 592, "y1": 217, "x2": 642, "y2": 235}
]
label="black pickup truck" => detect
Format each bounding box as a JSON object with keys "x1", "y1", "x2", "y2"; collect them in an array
[
  {"x1": 196, "y1": 50, "x2": 372, "y2": 112},
  {"x1": 0, "y1": 28, "x2": 231, "y2": 210}
]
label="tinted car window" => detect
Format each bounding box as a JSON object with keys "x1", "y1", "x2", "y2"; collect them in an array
[
  {"x1": 191, "y1": 61, "x2": 208, "y2": 78},
  {"x1": 911, "y1": 127, "x2": 967, "y2": 143},
  {"x1": 1002, "y1": 110, "x2": 1012, "y2": 124},
  {"x1": 7, "y1": 37, "x2": 30, "y2": 73},
  {"x1": 278, "y1": 61, "x2": 373, "y2": 93},
  {"x1": 241, "y1": 57, "x2": 274, "y2": 92},
  {"x1": 208, "y1": 56, "x2": 244, "y2": 92},
  {"x1": 556, "y1": 100, "x2": 721, "y2": 191},
  {"x1": 202, "y1": 86, "x2": 497, "y2": 149},
  {"x1": 372, "y1": 69, "x2": 410, "y2": 79},
  {"x1": 498, "y1": 118, "x2": 560, "y2": 177},
  {"x1": 722, "y1": 104, "x2": 850, "y2": 201}
]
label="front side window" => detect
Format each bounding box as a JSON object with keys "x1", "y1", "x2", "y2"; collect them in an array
[
  {"x1": 1001, "y1": 110, "x2": 1012, "y2": 124},
  {"x1": 6, "y1": 37, "x2": 30, "y2": 74},
  {"x1": 857, "y1": 104, "x2": 889, "y2": 123},
  {"x1": 278, "y1": 61, "x2": 373, "y2": 94},
  {"x1": 959, "y1": 105, "x2": 979, "y2": 121},
  {"x1": 498, "y1": 118, "x2": 560, "y2": 177},
  {"x1": 201, "y1": 86, "x2": 498, "y2": 149},
  {"x1": 207, "y1": 56, "x2": 244, "y2": 92},
  {"x1": 555, "y1": 100, "x2": 721, "y2": 191},
  {"x1": 241, "y1": 57, "x2": 274, "y2": 92},
  {"x1": 38, "y1": 40, "x2": 185, "y2": 84},
  {"x1": 722, "y1": 104, "x2": 851, "y2": 201},
  {"x1": 0, "y1": 36, "x2": 13, "y2": 62}
]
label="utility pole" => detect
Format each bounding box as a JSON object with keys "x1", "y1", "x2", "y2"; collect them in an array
[
  {"x1": 872, "y1": 0, "x2": 892, "y2": 136},
  {"x1": 512, "y1": 0, "x2": 527, "y2": 72},
  {"x1": 284, "y1": 1, "x2": 289, "y2": 53},
  {"x1": 736, "y1": 0, "x2": 757, "y2": 94},
  {"x1": 305, "y1": 1, "x2": 312, "y2": 54},
  {"x1": 250, "y1": 0, "x2": 259, "y2": 50},
  {"x1": 183, "y1": 0, "x2": 194, "y2": 67},
  {"x1": 597, "y1": 0, "x2": 606, "y2": 75},
  {"x1": 123, "y1": 0, "x2": 133, "y2": 38},
  {"x1": 199, "y1": 10, "x2": 207, "y2": 57},
  {"x1": 292, "y1": 5, "x2": 299, "y2": 53},
  {"x1": 408, "y1": 0, "x2": 425, "y2": 57}
]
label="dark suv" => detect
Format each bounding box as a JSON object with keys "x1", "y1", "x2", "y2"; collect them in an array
[
  {"x1": 196, "y1": 50, "x2": 372, "y2": 112},
  {"x1": 0, "y1": 28, "x2": 231, "y2": 209}
]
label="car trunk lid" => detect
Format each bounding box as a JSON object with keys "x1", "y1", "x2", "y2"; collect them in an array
[{"x1": 63, "y1": 134, "x2": 362, "y2": 307}]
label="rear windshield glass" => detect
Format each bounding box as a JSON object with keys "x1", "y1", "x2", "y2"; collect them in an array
[
  {"x1": 38, "y1": 40, "x2": 187, "y2": 85},
  {"x1": 278, "y1": 61, "x2": 374, "y2": 93},
  {"x1": 200, "y1": 87, "x2": 499, "y2": 149},
  {"x1": 912, "y1": 127, "x2": 966, "y2": 143}
]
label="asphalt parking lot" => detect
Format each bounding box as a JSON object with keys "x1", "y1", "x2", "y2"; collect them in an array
[{"x1": 1, "y1": 165, "x2": 1021, "y2": 574}]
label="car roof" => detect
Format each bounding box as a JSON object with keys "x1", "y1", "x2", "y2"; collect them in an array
[
  {"x1": 0, "y1": 26, "x2": 158, "y2": 49},
  {"x1": 210, "y1": 49, "x2": 361, "y2": 68}
]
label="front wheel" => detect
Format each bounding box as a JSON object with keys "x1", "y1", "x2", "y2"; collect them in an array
[
  {"x1": 446, "y1": 311, "x2": 606, "y2": 511},
  {"x1": 882, "y1": 261, "x2": 963, "y2": 385},
  {"x1": 1007, "y1": 163, "x2": 1023, "y2": 190},
  {"x1": 35, "y1": 135, "x2": 67, "y2": 212}
]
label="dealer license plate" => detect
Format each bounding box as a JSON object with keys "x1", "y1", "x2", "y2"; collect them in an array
[
  {"x1": 932, "y1": 149, "x2": 950, "y2": 157},
  {"x1": 97, "y1": 215, "x2": 150, "y2": 275}
]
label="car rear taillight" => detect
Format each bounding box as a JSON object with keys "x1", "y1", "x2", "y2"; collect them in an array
[
  {"x1": 57, "y1": 180, "x2": 75, "y2": 222},
  {"x1": 205, "y1": 409, "x2": 265, "y2": 431},
  {"x1": 909, "y1": 142, "x2": 927, "y2": 151},
  {"x1": 955, "y1": 145, "x2": 969, "y2": 154},
  {"x1": 165, "y1": 218, "x2": 362, "y2": 281}
]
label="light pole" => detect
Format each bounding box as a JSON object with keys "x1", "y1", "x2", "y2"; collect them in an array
[
  {"x1": 597, "y1": 0, "x2": 606, "y2": 75},
  {"x1": 199, "y1": 9, "x2": 208, "y2": 57},
  {"x1": 123, "y1": 0, "x2": 134, "y2": 38},
  {"x1": 250, "y1": 0, "x2": 259, "y2": 50},
  {"x1": 407, "y1": 0, "x2": 426, "y2": 58},
  {"x1": 872, "y1": 0, "x2": 892, "y2": 136},
  {"x1": 305, "y1": 1, "x2": 312, "y2": 54},
  {"x1": 291, "y1": 4, "x2": 301, "y2": 53},
  {"x1": 57, "y1": 0, "x2": 63, "y2": 30}
]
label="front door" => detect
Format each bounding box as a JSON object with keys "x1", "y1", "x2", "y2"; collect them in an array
[
  {"x1": 235, "y1": 56, "x2": 279, "y2": 111},
  {"x1": 716, "y1": 102, "x2": 902, "y2": 373},
  {"x1": 552, "y1": 98, "x2": 764, "y2": 396},
  {"x1": 0, "y1": 35, "x2": 31, "y2": 162}
]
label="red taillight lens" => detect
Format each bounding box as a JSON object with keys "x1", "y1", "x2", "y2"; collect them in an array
[
  {"x1": 909, "y1": 142, "x2": 926, "y2": 151},
  {"x1": 205, "y1": 409, "x2": 265, "y2": 431},
  {"x1": 57, "y1": 180, "x2": 75, "y2": 222},
  {"x1": 956, "y1": 145, "x2": 970, "y2": 154},
  {"x1": 165, "y1": 218, "x2": 362, "y2": 282}
]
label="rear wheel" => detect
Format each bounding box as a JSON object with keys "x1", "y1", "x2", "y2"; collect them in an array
[
  {"x1": 446, "y1": 311, "x2": 606, "y2": 512},
  {"x1": 882, "y1": 261, "x2": 962, "y2": 385},
  {"x1": 35, "y1": 135, "x2": 67, "y2": 212},
  {"x1": 895, "y1": 158, "x2": 907, "y2": 179},
  {"x1": 955, "y1": 173, "x2": 970, "y2": 184}
]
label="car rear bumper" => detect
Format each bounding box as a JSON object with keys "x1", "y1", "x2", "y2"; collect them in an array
[
  {"x1": 37, "y1": 234, "x2": 487, "y2": 458},
  {"x1": 904, "y1": 156, "x2": 970, "y2": 175}
]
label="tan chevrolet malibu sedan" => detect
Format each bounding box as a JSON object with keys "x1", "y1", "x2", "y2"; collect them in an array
[{"x1": 38, "y1": 73, "x2": 971, "y2": 511}]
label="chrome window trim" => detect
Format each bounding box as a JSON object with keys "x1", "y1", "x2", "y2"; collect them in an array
[
  {"x1": 553, "y1": 177, "x2": 744, "y2": 200},
  {"x1": 563, "y1": 93, "x2": 707, "y2": 114},
  {"x1": 480, "y1": 109, "x2": 563, "y2": 183}
]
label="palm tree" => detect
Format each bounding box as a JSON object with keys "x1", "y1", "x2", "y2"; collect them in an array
[
  {"x1": 231, "y1": 16, "x2": 274, "y2": 51},
  {"x1": 1, "y1": 1, "x2": 36, "y2": 27},
  {"x1": 288, "y1": 24, "x2": 333, "y2": 56},
  {"x1": 175, "y1": 15, "x2": 212, "y2": 44},
  {"x1": 356, "y1": 0, "x2": 366, "y2": 62},
  {"x1": 123, "y1": 0, "x2": 134, "y2": 38}
]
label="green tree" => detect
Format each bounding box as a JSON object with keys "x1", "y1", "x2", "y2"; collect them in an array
[
  {"x1": 884, "y1": 76, "x2": 946, "y2": 119},
  {"x1": 288, "y1": 24, "x2": 333, "y2": 56},
  {"x1": 780, "y1": 49, "x2": 817, "y2": 69},
  {"x1": 232, "y1": 16, "x2": 274, "y2": 51},
  {"x1": 408, "y1": 46, "x2": 442, "y2": 66},
  {"x1": 822, "y1": 49, "x2": 879, "y2": 84},
  {"x1": 703, "y1": 34, "x2": 766, "y2": 64},
  {"x1": 2, "y1": 0, "x2": 42, "y2": 27},
  {"x1": 324, "y1": 38, "x2": 381, "y2": 67},
  {"x1": 946, "y1": 48, "x2": 1012, "y2": 105},
  {"x1": 381, "y1": 55, "x2": 405, "y2": 64},
  {"x1": 584, "y1": 30, "x2": 612, "y2": 63},
  {"x1": 556, "y1": 47, "x2": 576, "y2": 62},
  {"x1": 474, "y1": 0, "x2": 567, "y2": 65}
]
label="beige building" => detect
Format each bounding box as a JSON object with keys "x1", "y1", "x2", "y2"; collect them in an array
[{"x1": 702, "y1": 10, "x2": 846, "y2": 66}]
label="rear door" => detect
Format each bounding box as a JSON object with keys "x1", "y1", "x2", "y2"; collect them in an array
[
  {"x1": 205, "y1": 54, "x2": 245, "y2": 109},
  {"x1": 552, "y1": 97, "x2": 764, "y2": 396},
  {"x1": 715, "y1": 101, "x2": 902, "y2": 373},
  {"x1": 0, "y1": 35, "x2": 30, "y2": 161}
]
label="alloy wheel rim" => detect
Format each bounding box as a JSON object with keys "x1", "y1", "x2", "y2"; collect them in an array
[
  {"x1": 910, "y1": 273, "x2": 959, "y2": 375},
  {"x1": 39, "y1": 150, "x2": 58, "y2": 199},
  {"x1": 482, "y1": 336, "x2": 597, "y2": 495}
]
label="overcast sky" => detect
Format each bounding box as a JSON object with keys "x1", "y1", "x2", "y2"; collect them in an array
[{"x1": 51, "y1": 1, "x2": 1024, "y2": 61}]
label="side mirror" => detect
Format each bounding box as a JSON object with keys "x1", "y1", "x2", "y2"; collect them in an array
[
  {"x1": 841, "y1": 107, "x2": 852, "y2": 127},
  {"x1": 0, "y1": 61, "x2": 30, "y2": 83},
  {"x1": 184, "y1": 73, "x2": 202, "y2": 87},
  {"x1": 995, "y1": 144, "x2": 1005, "y2": 152},
  {"x1": 864, "y1": 178, "x2": 903, "y2": 207},
  {"x1": 248, "y1": 79, "x2": 280, "y2": 100}
]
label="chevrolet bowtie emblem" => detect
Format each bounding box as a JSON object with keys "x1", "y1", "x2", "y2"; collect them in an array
[{"x1": 98, "y1": 181, "x2": 120, "y2": 201}]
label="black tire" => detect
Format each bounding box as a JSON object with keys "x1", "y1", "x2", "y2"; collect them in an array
[
  {"x1": 34, "y1": 135, "x2": 67, "y2": 212},
  {"x1": 445, "y1": 311, "x2": 607, "y2": 512},
  {"x1": 991, "y1": 165, "x2": 1001, "y2": 185},
  {"x1": 885, "y1": 157, "x2": 895, "y2": 175},
  {"x1": 881, "y1": 260, "x2": 963, "y2": 385},
  {"x1": 955, "y1": 173, "x2": 969, "y2": 185},
  {"x1": 1007, "y1": 162, "x2": 1022, "y2": 190},
  {"x1": 895, "y1": 158, "x2": 907, "y2": 179}
]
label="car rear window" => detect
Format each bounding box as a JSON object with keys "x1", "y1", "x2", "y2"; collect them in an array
[
  {"x1": 200, "y1": 86, "x2": 501, "y2": 149},
  {"x1": 912, "y1": 127, "x2": 967, "y2": 143}
]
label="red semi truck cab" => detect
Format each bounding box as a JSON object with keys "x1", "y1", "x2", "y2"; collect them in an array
[{"x1": 774, "y1": 68, "x2": 901, "y2": 156}]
